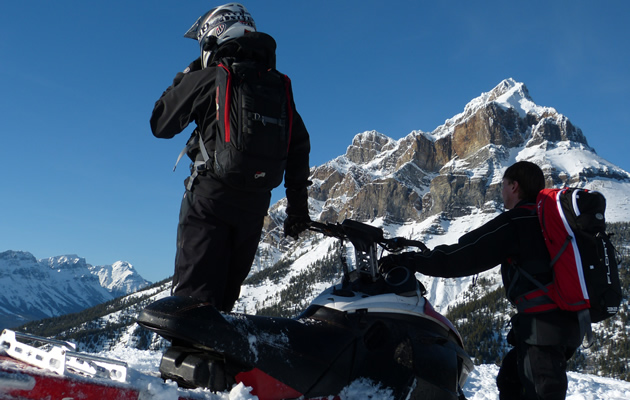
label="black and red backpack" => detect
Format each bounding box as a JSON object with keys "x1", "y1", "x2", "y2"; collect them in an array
[
  {"x1": 515, "y1": 188, "x2": 622, "y2": 343},
  {"x1": 189, "y1": 59, "x2": 293, "y2": 192}
]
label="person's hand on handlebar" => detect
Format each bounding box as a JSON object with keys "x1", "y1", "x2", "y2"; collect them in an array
[
  {"x1": 379, "y1": 254, "x2": 407, "y2": 274},
  {"x1": 284, "y1": 215, "x2": 312, "y2": 240}
]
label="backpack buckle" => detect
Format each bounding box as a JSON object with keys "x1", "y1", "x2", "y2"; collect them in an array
[
  {"x1": 190, "y1": 161, "x2": 209, "y2": 174},
  {"x1": 253, "y1": 113, "x2": 266, "y2": 126}
]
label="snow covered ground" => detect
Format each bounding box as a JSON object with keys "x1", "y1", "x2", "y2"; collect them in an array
[
  {"x1": 464, "y1": 365, "x2": 630, "y2": 400},
  {"x1": 97, "y1": 347, "x2": 630, "y2": 400}
]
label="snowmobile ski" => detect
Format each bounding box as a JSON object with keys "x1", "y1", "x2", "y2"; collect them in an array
[
  {"x1": 0, "y1": 329, "x2": 206, "y2": 400},
  {"x1": 0, "y1": 329, "x2": 127, "y2": 382}
]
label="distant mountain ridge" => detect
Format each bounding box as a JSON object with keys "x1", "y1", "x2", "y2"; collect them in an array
[
  {"x1": 87, "y1": 260, "x2": 150, "y2": 298},
  {"x1": 0, "y1": 250, "x2": 150, "y2": 329}
]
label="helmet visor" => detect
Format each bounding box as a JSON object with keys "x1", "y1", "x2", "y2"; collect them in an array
[{"x1": 183, "y1": 9, "x2": 214, "y2": 40}]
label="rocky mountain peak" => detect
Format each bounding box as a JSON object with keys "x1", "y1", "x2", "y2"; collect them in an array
[
  {"x1": 43, "y1": 255, "x2": 89, "y2": 270},
  {"x1": 0, "y1": 250, "x2": 37, "y2": 266},
  {"x1": 487, "y1": 78, "x2": 532, "y2": 104},
  {"x1": 89, "y1": 261, "x2": 151, "y2": 298},
  {"x1": 345, "y1": 130, "x2": 395, "y2": 164},
  {"x1": 259, "y1": 79, "x2": 630, "y2": 265}
]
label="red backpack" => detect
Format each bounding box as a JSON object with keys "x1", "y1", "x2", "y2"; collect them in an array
[{"x1": 515, "y1": 188, "x2": 622, "y2": 344}]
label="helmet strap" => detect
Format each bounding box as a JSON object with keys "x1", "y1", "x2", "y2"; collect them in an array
[{"x1": 200, "y1": 36, "x2": 218, "y2": 68}]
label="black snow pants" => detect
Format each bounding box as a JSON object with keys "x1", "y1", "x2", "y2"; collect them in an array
[
  {"x1": 171, "y1": 190, "x2": 265, "y2": 312},
  {"x1": 497, "y1": 343, "x2": 577, "y2": 400},
  {"x1": 496, "y1": 312, "x2": 581, "y2": 400}
]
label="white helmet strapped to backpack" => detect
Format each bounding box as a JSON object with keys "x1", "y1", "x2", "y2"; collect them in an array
[{"x1": 184, "y1": 3, "x2": 256, "y2": 68}]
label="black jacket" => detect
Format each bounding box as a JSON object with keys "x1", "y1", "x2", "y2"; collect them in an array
[
  {"x1": 150, "y1": 32, "x2": 311, "y2": 217},
  {"x1": 396, "y1": 202, "x2": 551, "y2": 301}
]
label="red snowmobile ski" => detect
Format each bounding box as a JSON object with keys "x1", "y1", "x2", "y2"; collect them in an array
[{"x1": 0, "y1": 329, "x2": 204, "y2": 400}]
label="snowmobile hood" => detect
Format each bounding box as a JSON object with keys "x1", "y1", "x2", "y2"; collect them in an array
[{"x1": 310, "y1": 285, "x2": 465, "y2": 347}]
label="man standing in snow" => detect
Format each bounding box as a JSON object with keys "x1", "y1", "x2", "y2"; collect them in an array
[
  {"x1": 380, "y1": 161, "x2": 584, "y2": 400},
  {"x1": 150, "y1": 3, "x2": 312, "y2": 312}
]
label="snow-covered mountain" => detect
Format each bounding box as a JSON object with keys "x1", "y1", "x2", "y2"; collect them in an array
[
  {"x1": 250, "y1": 77, "x2": 630, "y2": 313},
  {"x1": 88, "y1": 260, "x2": 151, "y2": 298},
  {"x1": 0, "y1": 250, "x2": 150, "y2": 329}
]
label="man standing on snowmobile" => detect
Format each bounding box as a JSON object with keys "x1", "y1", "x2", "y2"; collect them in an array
[
  {"x1": 150, "y1": 3, "x2": 312, "y2": 312},
  {"x1": 380, "y1": 161, "x2": 584, "y2": 400}
]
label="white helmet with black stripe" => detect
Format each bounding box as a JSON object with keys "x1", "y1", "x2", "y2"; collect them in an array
[{"x1": 184, "y1": 3, "x2": 256, "y2": 68}]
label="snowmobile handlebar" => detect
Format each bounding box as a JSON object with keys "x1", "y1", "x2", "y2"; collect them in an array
[
  {"x1": 308, "y1": 220, "x2": 429, "y2": 253},
  {"x1": 384, "y1": 237, "x2": 430, "y2": 253}
]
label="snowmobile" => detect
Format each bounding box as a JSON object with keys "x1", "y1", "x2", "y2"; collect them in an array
[{"x1": 137, "y1": 219, "x2": 474, "y2": 400}]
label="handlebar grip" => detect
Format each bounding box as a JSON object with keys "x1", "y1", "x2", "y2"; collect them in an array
[
  {"x1": 405, "y1": 239, "x2": 429, "y2": 253},
  {"x1": 308, "y1": 221, "x2": 326, "y2": 231},
  {"x1": 389, "y1": 238, "x2": 429, "y2": 253},
  {"x1": 308, "y1": 221, "x2": 345, "y2": 238}
]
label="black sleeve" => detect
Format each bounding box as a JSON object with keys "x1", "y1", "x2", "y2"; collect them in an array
[
  {"x1": 150, "y1": 68, "x2": 216, "y2": 139},
  {"x1": 396, "y1": 213, "x2": 520, "y2": 278},
  {"x1": 284, "y1": 107, "x2": 312, "y2": 217}
]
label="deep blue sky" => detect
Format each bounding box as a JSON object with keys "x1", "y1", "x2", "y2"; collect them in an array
[{"x1": 1, "y1": 1, "x2": 629, "y2": 283}]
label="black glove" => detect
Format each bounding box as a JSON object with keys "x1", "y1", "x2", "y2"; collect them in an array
[
  {"x1": 378, "y1": 254, "x2": 407, "y2": 274},
  {"x1": 284, "y1": 214, "x2": 312, "y2": 240}
]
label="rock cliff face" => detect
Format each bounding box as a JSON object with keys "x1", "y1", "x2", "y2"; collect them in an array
[{"x1": 257, "y1": 78, "x2": 630, "y2": 263}]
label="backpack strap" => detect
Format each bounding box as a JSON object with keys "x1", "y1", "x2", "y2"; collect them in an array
[
  {"x1": 578, "y1": 309, "x2": 594, "y2": 348},
  {"x1": 217, "y1": 63, "x2": 233, "y2": 142},
  {"x1": 250, "y1": 112, "x2": 285, "y2": 127},
  {"x1": 169, "y1": 129, "x2": 213, "y2": 191},
  {"x1": 186, "y1": 131, "x2": 213, "y2": 191},
  {"x1": 173, "y1": 131, "x2": 201, "y2": 172},
  {"x1": 513, "y1": 265, "x2": 558, "y2": 314},
  {"x1": 549, "y1": 235, "x2": 572, "y2": 266},
  {"x1": 283, "y1": 74, "x2": 293, "y2": 152},
  {"x1": 173, "y1": 145, "x2": 189, "y2": 172}
]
